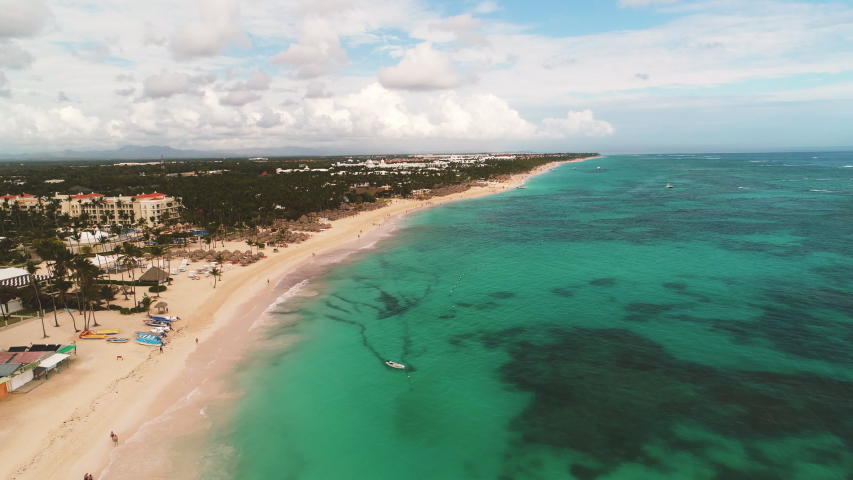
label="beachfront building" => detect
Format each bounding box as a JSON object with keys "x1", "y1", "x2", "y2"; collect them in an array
[
  {"x1": 0, "y1": 194, "x2": 44, "y2": 212},
  {"x1": 50, "y1": 192, "x2": 182, "y2": 227}
]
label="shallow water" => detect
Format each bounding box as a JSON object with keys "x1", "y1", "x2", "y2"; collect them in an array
[{"x1": 206, "y1": 153, "x2": 853, "y2": 480}]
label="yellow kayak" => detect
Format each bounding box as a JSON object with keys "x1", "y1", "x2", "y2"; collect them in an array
[
  {"x1": 79, "y1": 330, "x2": 108, "y2": 339},
  {"x1": 94, "y1": 329, "x2": 120, "y2": 335}
]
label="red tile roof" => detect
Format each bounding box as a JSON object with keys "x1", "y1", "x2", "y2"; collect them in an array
[{"x1": 133, "y1": 192, "x2": 167, "y2": 199}]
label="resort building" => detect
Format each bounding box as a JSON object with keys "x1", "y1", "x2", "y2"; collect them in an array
[
  {"x1": 50, "y1": 192, "x2": 182, "y2": 226},
  {"x1": 0, "y1": 194, "x2": 43, "y2": 211}
]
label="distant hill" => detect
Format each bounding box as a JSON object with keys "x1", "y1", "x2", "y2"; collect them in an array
[{"x1": 0, "y1": 145, "x2": 320, "y2": 160}]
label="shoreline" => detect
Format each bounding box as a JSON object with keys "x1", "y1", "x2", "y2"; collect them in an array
[{"x1": 0, "y1": 155, "x2": 598, "y2": 480}]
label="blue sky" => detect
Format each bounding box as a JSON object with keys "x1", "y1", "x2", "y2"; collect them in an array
[{"x1": 0, "y1": 0, "x2": 851, "y2": 154}]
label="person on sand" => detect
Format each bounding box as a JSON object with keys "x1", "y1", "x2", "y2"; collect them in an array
[
  {"x1": 196, "y1": 338, "x2": 199, "y2": 345},
  {"x1": 113, "y1": 433, "x2": 118, "y2": 446},
  {"x1": 110, "y1": 431, "x2": 115, "y2": 441}
]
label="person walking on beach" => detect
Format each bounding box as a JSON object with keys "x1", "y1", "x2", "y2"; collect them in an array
[
  {"x1": 110, "y1": 431, "x2": 115, "y2": 442},
  {"x1": 195, "y1": 338, "x2": 199, "y2": 345},
  {"x1": 112, "y1": 433, "x2": 118, "y2": 446}
]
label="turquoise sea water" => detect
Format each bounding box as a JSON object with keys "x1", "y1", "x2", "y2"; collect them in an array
[{"x1": 205, "y1": 153, "x2": 853, "y2": 479}]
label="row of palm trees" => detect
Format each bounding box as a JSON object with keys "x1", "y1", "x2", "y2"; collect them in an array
[{"x1": 28, "y1": 239, "x2": 154, "y2": 337}]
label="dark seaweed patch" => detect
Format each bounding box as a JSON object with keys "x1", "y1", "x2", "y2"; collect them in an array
[
  {"x1": 476, "y1": 326, "x2": 853, "y2": 475},
  {"x1": 489, "y1": 291, "x2": 517, "y2": 299},
  {"x1": 550, "y1": 287, "x2": 575, "y2": 298},
  {"x1": 589, "y1": 278, "x2": 616, "y2": 287},
  {"x1": 569, "y1": 464, "x2": 604, "y2": 480},
  {"x1": 623, "y1": 303, "x2": 677, "y2": 322}
]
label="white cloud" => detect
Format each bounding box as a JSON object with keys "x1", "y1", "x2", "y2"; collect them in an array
[
  {"x1": 115, "y1": 86, "x2": 136, "y2": 97},
  {"x1": 115, "y1": 74, "x2": 135, "y2": 82},
  {"x1": 0, "y1": 71, "x2": 9, "y2": 97},
  {"x1": 169, "y1": 0, "x2": 251, "y2": 60},
  {"x1": 255, "y1": 106, "x2": 283, "y2": 128},
  {"x1": 379, "y1": 42, "x2": 472, "y2": 91},
  {"x1": 0, "y1": 43, "x2": 34, "y2": 69},
  {"x1": 143, "y1": 70, "x2": 216, "y2": 98},
  {"x1": 245, "y1": 70, "x2": 272, "y2": 90},
  {"x1": 0, "y1": 0, "x2": 50, "y2": 39},
  {"x1": 426, "y1": 14, "x2": 485, "y2": 45},
  {"x1": 541, "y1": 110, "x2": 615, "y2": 137},
  {"x1": 270, "y1": 16, "x2": 347, "y2": 78},
  {"x1": 305, "y1": 81, "x2": 333, "y2": 98},
  {"x1": 475, "y1": 1, "x2": 499, "y2": 14},
  {"x1": 219, "y1": 90, "x2": 261, "y2": 106}
]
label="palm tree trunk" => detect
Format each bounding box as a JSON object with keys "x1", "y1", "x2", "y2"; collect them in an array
[
  {"x1": 30, "y1": 277, "x2": 47, "y2": 338},
  {"x1": 47, "y1": 263, "x2": 60, "y2": 327}
]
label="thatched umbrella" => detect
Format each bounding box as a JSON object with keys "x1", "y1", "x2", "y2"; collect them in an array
[{"x1": 154, "y1": 301, "x2": 168, "y2": 314}]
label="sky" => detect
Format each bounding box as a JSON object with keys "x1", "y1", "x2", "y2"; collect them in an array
[{"x1": 0, "y1": 0, "x2": 852, "y2": 155}]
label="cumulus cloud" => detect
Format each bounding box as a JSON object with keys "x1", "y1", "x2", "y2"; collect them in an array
[
  {"x1": 0, "y1": 0, "x2": 50, "y2": 39},
  {"x1": 219, "y1": 90, "x2": 261, "y2": 106},
  {"x1": 305, "y1": 81, "x2": 333, "y2": 98},
  {"x1": 270, "y1": 17, "x2": 347, "y2": 79},
  {"x1": 143, "y1": 70, "x2": 216, "y2": 98},
  {"x1": 169, "y1": 0, "x2": 251, "y2": 60},
  {"x1": 245, "y1": 70, "x2": 272, "y2": 90},
  {"x1": 428, "y1": 14, "x2": 486, "y2": 45},
  {"x1": 115, "y1": 86, "x2": 136, "y2": 97},
  {"x1": 379, "y1": 42, "x2": 473, "y2": 91},
  {"x1": 0, "y1": 71, "x2": 9, "y2": 97},
  {"x1": 618, "y1": 0, "x2": 678, "y2": 7},
  {"x1": 295, "y1": 83, "x2": 536, "y2": 140},
  {"x1": 255, "y1": 106, "x2": 282, "y2": 128},
  {"x1": 541, "y1": 110, "x2": 614, "y2": 137},
  {"x1": 0, "y1": 43, "x2": 34, "y2": 69}
]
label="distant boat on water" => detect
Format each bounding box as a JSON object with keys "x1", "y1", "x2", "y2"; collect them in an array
[
  {"x1": 385, "y1": 360, "x2": 405, "y2": 369},
  {"x1": 666, "y1": 183, "x2": 674, "y2": 188}
]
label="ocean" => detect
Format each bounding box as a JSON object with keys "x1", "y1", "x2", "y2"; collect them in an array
[{"x1": 202, "y1": 152, "x2": 853, "y2": 480}]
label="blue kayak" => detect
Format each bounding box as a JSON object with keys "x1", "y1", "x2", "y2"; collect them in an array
[{"x1": 135, "y1": 337, "x2": 162, "y2": 346}]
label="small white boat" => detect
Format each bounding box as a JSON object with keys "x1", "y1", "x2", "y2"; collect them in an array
[
  {"x1": 666, "y1": 183, "x2": 674, "y2": 188},
  {"x1": 385, "y1": 360, "x2": 405, "y2": 369}
]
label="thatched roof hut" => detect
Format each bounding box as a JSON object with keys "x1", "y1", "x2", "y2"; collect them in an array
[{"x1": 139, "y1": 267, "x2": 170, "y2": 284}]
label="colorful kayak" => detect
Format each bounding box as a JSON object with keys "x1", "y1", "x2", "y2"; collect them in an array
[
  {"x1": 135, "y1": 331, "x2": 165, "y2": 337},
  {"x1": 79, "y1": 330, "x2": 107, "y2": 339},
  {"x1": 135, "y1": 333, "x2": 164, "y2": 340},
  {"x1": 149, "y1": 316, "x2": 180, "y2": 322},
  {"x1": 135, "y1": 337, "x2": 162, "y2": 346},
  {"x1": 106, "y1": 337, "x2": 129, "y2": 343},
  {"x1": 94, "y1": 329, "x2": 120, "y2": 335}
]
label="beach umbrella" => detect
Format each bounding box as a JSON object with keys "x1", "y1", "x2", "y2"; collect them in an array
[{"x1": 154, "y1": 301, "x2": 168, "y2": 314}]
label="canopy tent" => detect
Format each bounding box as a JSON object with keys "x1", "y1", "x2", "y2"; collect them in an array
[
  {"x1": 38, "y1": 353, "x2": 70, "y2": 370},
  {"x1": 65, "y1": 230, "x2": 110, "y2": 244},
  {"x1": 57, "y1": 345, "x2": 77, "y2": 354},
  {"x1": 91, "y1": 255, "x2": 118, "y2": 268},
  {"x1": 0, "y1": 267, "x2": 28, "y2": 281},
  {"x1": 0, "y1": 267, "x2": 50, "y2": 288}
]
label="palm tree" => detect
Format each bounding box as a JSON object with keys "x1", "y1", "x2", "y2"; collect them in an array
[
  {"x1": 210, "y1": 266, "x2": 221, "y2": 288},
  {"x1": 148, "y1": 244, "x2": 165, "y2": 298},
  {"x1": 53, "y1": 248, "x2": 79, "y2": 331},
  {"x1": 25, "y1": 261, "x2": 47, "y2": 338}
]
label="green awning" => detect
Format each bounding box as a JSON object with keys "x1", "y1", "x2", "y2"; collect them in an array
[{"x1": 58, "y1": 345, "x2": 77, "y2": 354}]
